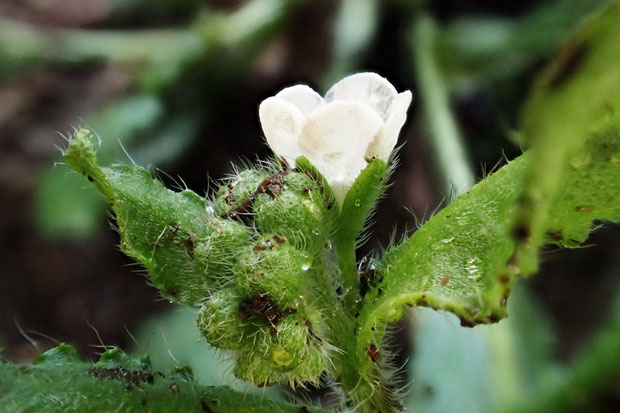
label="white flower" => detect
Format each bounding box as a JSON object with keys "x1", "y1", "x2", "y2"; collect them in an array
[{"x1": 259, "y1": 72, "x2": 412, "y2": 205}]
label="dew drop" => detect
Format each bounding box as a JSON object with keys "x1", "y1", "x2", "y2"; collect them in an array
[
  {"x1": 441, "y1": 237, "x2": 455, "y2": 243},
  {"x1": 312, "y1": 228, "x2": 321, "y2": 236},
  {"x1": 465, "y1": 257, "x2": 481, "y2": 281},
  {"x1": 354, "y1": 199, "x2": 361, "y2": 207},
  {"x1": 301, "y1": 264, "x2": 310, "y2": 271}
]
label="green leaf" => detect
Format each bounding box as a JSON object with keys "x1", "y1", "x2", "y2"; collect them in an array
[
  {"x1": 513, "y1": 2, "x2": 620, "y2": 274},
  {"x1": 63, "y1": 128, "x2": 251, "y2": 306},
  {"x1": 0, "y1": 345, "x2": 327, "y2": 413},
  {"x1": 34, "y1": 94, "x2": 163, "y2": 239},
  {"x1": 353, "y1": 3, "x2": 620, "y2": 381}
]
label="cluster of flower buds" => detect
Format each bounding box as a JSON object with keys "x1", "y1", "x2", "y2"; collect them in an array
[
  {"x1": 195, "y1": 73, "x2": 411, "y2": 386},
  {"x1": 197, "y1": 165, "x2": 335, "y2": 386}
]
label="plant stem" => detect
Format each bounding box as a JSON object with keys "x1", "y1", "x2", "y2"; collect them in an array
[{"x1": 413, "y1": 14, "x2": 475, "y2": 199}]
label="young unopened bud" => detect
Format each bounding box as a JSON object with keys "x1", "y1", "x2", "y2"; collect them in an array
[
  {"x1": 193, "y1": 218, "x2": 252, "y2": 289},
  {"x1": 235, "y1": 235, "x2": 311, "y2": 310},
  {"x1": 197, "y1": 287, "x2": 248, "y2": 350},
  {"x1": 213, "y1": 169, "x2": 268, "y2": 216},
  {"x1": 232, "y1": 313, "x2": 329, "y2": 386},
  {"x1": 254, "y1": 171, "x2": 333, "y2": 253}
]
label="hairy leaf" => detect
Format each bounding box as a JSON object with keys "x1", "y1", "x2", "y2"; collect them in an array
[
  {"x1": 63, "y1": 129, "x2": 251, "y2": 306},
  {"x1": 513, "y1": 2, "x2": 620, "y2": 274},
  {"x1": 0, "y1": 344, "x2": 326, "y2": 413},
  {"x1": 355, "y1": 3, "x2": 620, "y2": 379}
]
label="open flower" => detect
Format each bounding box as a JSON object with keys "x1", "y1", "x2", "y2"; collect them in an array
[{"x1": 259, "y1": 72, "x2": 412, "y2": 205}]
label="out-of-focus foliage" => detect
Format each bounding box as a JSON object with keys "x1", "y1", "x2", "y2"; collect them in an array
[
  {"x1": 14, "y1": 0, "x2": 304, "y2": 239},
  {"x1": 0, "y1": 343, "x2": 327, "y2": 413}
]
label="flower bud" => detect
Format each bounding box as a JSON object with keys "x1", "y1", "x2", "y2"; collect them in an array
[
  {"x1": 197, "y1": 287, "x2": 248, "y2": 350},
  {"x1": 232, "y1": 313, "x2": 329, "y2": 386},
  {"x1": 213, "y1": 169, "x2": 268, "y2": 216},
  {"x1": 253, "y1": 171, "x2": 332, "y2": 253},
  {"x1": 193, "y1": 218, "x2": 251, "y2": 289},
  {"x1": 235, "y1": 235, "x2": 311, "y2": 310}
]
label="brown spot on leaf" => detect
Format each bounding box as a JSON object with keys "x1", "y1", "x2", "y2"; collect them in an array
[
  {"x1": 512, "y1": 223, "x2": 531, "y2": 242},
  {"x1": 366, "y1": 344, "x2": 380, "y2": 362},
  {"x1": 87, "y1": 367, "x2": 156, "y2": 389},
  {"x1": 546, "y1": 229, "x2": 564, "y2": 242}
]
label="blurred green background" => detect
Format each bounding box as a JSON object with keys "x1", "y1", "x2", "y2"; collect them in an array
[{"x1": 0, "y1": 0, "x2": 618, "y2": 411}]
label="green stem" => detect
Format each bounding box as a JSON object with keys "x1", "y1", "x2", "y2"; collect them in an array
[{"x1": 413, "y1": 14, "x2": 475, "y2": 199}]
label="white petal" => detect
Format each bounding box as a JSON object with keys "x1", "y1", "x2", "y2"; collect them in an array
[
  {"x1": 259, "y1": 96, "x2": 305, "y2": 165},
  {"x1": 324, "y1": 72, "x2": 398, "y2": 121},
  {"x1": 366, "y1": 90, "x2": 412, "y2": 161},
  {"x1": 298, "y1": 101, "x2": 383, "y2": 204},
  {"x1": 275, "y1": 84, "x2": 325, "y2": 117}
]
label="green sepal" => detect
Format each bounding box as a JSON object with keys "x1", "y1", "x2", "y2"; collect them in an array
[
  {"x1": 213, "y1": 169, "x2": 269, "y2": 216},
  {"x1": 197, "y1": 287, "x2": 250, "y2": 350},
  {"x1": 233, "y1": 313, "x2": 329, "y2": 387},
  {"x1": 336, "y1": 158, "x2": 388, "y2": 247},
  {"x1": 293, "y1": 155, "x2": 338, "y2": 213}
]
